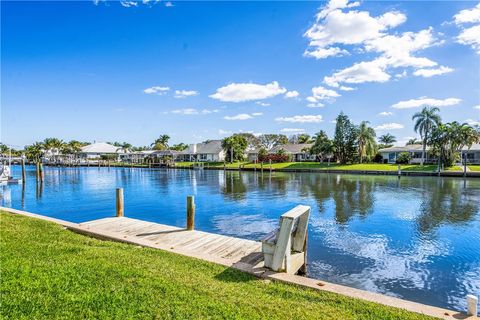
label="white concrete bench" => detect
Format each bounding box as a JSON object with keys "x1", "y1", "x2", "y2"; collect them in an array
[{"x1": 261, "y1": 205, "x2": 310, "y2": 274}]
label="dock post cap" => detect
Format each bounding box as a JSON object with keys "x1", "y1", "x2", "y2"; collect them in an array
[{"x1": 466, "y1": 294, "x2": 478, "y2": 316}]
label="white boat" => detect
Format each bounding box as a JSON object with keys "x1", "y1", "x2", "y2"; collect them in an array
[{"x1": 0, "y1": 164, "x2": 22, "y2": 184}]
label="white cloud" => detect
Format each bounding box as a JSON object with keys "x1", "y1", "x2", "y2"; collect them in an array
[
  {"x1": 306, "y1": 86, "x2": 340, "y2": 106},
  {"x1": 465, "y1": 118, "x2": 480, "y2": 126},
  {"x1": 339, "y1": 86, "x2": 356, "y2": 91},
  {"x1": 454, "y1": 3, "x2": 480, "y2": 25},
  {"x1": 164, "y1": 1, "x2": 173, "y2": 7},
  {"x1": 304, "y1": 1, "x2": 451, "y2": 87},
  {"x1": 224, "y1": 114, "x2": 253, "y2": 121},
  {"x1": 453, "y1": 4, "x2": 480, "y2": 54},
  {"x1": 391, "y1": 97, "x2": 462, "y2": 109},
  {"x1": 457, "y1": 25, "x2": 480, "y2": 54},
  {"x1": 275, "y1": 115, "x2": 323, "y2": 123},
  {"x1": 169, "y1": 108, "x2": 218, "y2": 115},
  {"x1": 256, "y1": 101, "x2": 270, "y2": 107},
  {"x1": 284, "y1": 90, "x2": 300, "y2": 99},
  {"x1": 174, "y1": 90, "x2": 198, "y2": 98},
  {"x1": 307, "y1": 103, "x2": 325, "y2": 108},
  {"x1": 474, "y1": 105, "x2": 480, "y2": 110},
  {"x1": 304, "y1": 1, "x2": 406, "y2": 59},
  {"x1": 210, "y1": 81, "x2": 287, "y2": 102},
  {"x1": 280, "y1": 128, "x2": 306, "y2": 133},
  {"x1": 223, "y1": 112, "x2": 262, "y2": 121},
  {"x1": 378, "y1": 111, "x2": 393, "y2": 116},
  {"x1": 218, "y1": 129, "x2": 232, "y2": 135},
  {"x1": 144, "y1": 86, "x2": 170, "y2": 94},
  {"x1": 374, "y1": 123, "x2": 404, "y2": 130},
  {"x1": 413, "y1": 66, "x2": 454, "y2": 78}
]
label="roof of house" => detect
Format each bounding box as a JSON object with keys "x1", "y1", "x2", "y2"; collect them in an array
[
  {"x1": 462, "y1": 143, "x2": 480, "y2": 151},
  {"x1": 269, "y1": 143, "x2": 313, "y2": 154},
  {"x1": 80, "y1": 142, "x2": 122, "y2": 154},
  {"x1": 180, "y1": 140, "x2": 223, "y2": 154},
  {"x1": 378, "y1": 144, "x2": 425, "y2": 153}
]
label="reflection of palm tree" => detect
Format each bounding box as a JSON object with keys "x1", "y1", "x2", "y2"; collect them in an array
[{"x1": 416, "y1": 179, "x2": 478, "y2": 232}]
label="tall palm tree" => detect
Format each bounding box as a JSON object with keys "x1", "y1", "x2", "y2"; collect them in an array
[
  {"x1": 412, "y1": 107, "x2": 441, "y2": 165},
  {"x1": 378, "y1": 133, "x2": 396, "y2": 146},
  {"x1": 116, "y1": 142, "x2": 132, "y2": 153},
  {"x1": 25, "y1": 142, "x2": 45, "y2": 163},
  {"x1": 151, "y1": 135, "x2": 170, "y2": 150},
  {"x1": 43, "y1": 138, "x2": 65, "y2": 163},
  {"x1": 357, "y1": 121, "x2": 376, "y2": 163}
]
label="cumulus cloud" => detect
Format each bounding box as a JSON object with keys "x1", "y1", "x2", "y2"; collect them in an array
[
  {"x1": 223, "y1": 112, "x2": 262, "y2": 121},
  {"x1": 453, "y1": 4, "x2": 480, "y2": 54},
  {"x1": 174, "y1": 90, "x2": 198, "y2": 98},
  {"x1": 210, "y1": 81, "x2": 287, "y2": 102},
  {"x1": 284, "y1": 90, "x2": 300, "y2": 99},
  {"x1": 280, "y1": 128, "x2": 306, "y2": 133},
  {"x1": 454, "y1": 3, "x2": 480, "y2": 25},
  {"x1": 474, "y1": 105, "x2": 480, "y2": 110},
  {"x1": 465, "y1": 118, "x2": 480, "y2": 126},
  {"x1": 256, "y1": 101, "x2": 270, "y2": 107},
  {"x1": 275, "y1": 115, "x2": 323, "y2": 123},
  {"x1": 144, "y1": 86, "x2": 170, "y2": 94},
  {"x1": 391, "y1": 97, "x2": 462, "y2": 109},
  {"x1": 378, "y1": 111, "x2": 393, "y2": 116},
  {"x1": 374, "y1": 123, "x2": 404, "y2": 130},
  {"x1": 306, "y1": 86, "x2": 340, "y2": 107},
  {"x1": 304, "y1": 0, "x2": 451, "y2": 87},
  {"x1": 120, "y1": 1, "x2": 138, "y2": 7},
  {"x1": 413, "y1": 66, "x2": 454, "y2": 77},
  {"x1": 168, "y1": 108, "x2": 219, "y2": 115}
]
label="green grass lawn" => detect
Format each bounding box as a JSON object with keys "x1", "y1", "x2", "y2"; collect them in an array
[
  {"x1": 468, "y1": 165, "x2": 480, "y2": 172},
  {"x1": 1, "y1": 212, "x2": 435, "y2": 320},
  {"x1": 173, "y1": 161, "x2": 459, "y2": 173}
]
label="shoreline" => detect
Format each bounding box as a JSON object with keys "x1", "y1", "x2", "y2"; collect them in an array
[{"x1": 26, "y1": 163, "x2": 480, "y2": 178}]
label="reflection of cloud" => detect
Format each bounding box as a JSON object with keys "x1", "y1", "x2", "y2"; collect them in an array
[
  {"x1": 448, "y1": 264, "x2": 480, "y2": 310},
  {"x1": 212, "y1": 213, "x2": 277, "y2": 238},
  {"x1": 309, "y1": 217, "x2": 449, "y2": 297}
]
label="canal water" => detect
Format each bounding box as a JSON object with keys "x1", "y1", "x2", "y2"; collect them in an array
[{"x1": 1, "y1": 165, "x2": 479, "y2": 313}]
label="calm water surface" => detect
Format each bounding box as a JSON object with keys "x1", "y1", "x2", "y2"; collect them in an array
[{"x1": 1, "y1": 165, "x2": 479, "y2": 313}]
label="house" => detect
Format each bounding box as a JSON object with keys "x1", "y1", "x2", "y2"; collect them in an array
[
  {"x1": 246, "y1": 148, "x2": 262, "y2": 162},
  {"x1": 378, "y1": 144, "x2": 432, "y2": 164},
  {"x1": 268, "y1": 143, "x2": 315, "y2": 162},
  {"x1": 462, "y1": 143, "x2": 480, "y2": 164},
  {"x1": 176, "y1": 140, "x2": 225, "y2": 162},
  {"x1": 79, "y1": 142, "x2": 125, "y2": 160}
]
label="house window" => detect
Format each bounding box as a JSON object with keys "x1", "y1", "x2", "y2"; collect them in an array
[{"x1": 388, "y1": 153, "x2": 396, "y2": 163}]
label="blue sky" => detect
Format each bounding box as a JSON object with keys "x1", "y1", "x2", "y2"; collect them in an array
[{"x1": 2, "y1": 0, "x2": 479, "y2": 148}]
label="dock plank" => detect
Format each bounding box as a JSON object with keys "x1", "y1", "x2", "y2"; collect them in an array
[{"x1": 80, "y1": 217, "x2": 264, "y2": 267}]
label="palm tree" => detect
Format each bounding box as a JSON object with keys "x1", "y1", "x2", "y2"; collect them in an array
[
  {"x1": 378, "y1": 133, "x2": 396, "y2": 146},
  {"x1": 25, "y1": 142, "x2": 45, "y2": 163},
  {"x1": 151, "y1": 135, "x2": 170, "y2": 150},
  {"x1": 412, "y1": 107, "x2": 441, "y2": 165},
  {"x1": 43, "y1": 138, "x2": 65, "y2": 163},
  {"x1": 116, "y1": 142, "x2": 132, "y2": 153},
  {"x1": 406, "y1": 138, "x2": 420, "y2": 145},
  {"x1": 357, "y1": 121, "x2": 376, "y2": 163}
]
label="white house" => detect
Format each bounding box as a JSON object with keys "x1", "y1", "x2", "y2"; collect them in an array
[
  {"x1": 176, "y1": 140, "x2": 225, "y2": 162},
  {"x1": 462, "y1": 143, "x2": 480, "y2": 164},
  {"x1": 378, "y1": 144, "x2": 432, "y2": 164},
  {"x1": 79, "y1": 142, "x2": 125, "y2": 160},
  {"x1": 269, "y1": 143, "x2": 315, "y2": 162}
]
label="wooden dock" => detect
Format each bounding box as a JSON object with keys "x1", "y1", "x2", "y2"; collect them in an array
[{"x1": 79, "y1": 217, "x2": 265, "y2": 269}]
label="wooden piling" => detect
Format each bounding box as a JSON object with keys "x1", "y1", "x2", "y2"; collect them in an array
[
  {"x1": 39, "y1": 163, "x2": 44, "y2": 182},
  {"x1": 187, "y1": 195, "x2": 195, "y2": 230},
  {"x1": 269, "y1": 159, "x2": 272, "y2": 172},
  {"x1": 21, "y1": 158, "x2": 26, "y2": 184},
  {"x1": 116, "y1": 188, "x2": 124, "y2": 217}
]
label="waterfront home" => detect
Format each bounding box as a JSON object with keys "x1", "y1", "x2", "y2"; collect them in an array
[
  {"x1": 462, "y1": 143, "x2": 480, "y2": 164},
  {"x1": 176, "y1": 140, "x2": 225, "y2": 162},
  {"x1": 246, "y1": 148, "x2": 262, "y2": 162},
  {"x1": 378, "y1": 144, "x2": 434, "y2": 164},
  {"x1": 79, "y1": 142, "x2": 125, "y2": 160},
  {"x1": 269, "y1": 143, "x2": 315, "y2": 161}
]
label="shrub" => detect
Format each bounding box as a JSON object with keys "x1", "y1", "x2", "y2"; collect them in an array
[
  {"x1": 373, "y1": 153, "x2": 383, "y2": 163},
  {"x1": 258, "y1": 153, "x2": 291, "y2": 163},
  {"x1": 396, "y1": 152, "x2": 411, "y2": 164}
]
